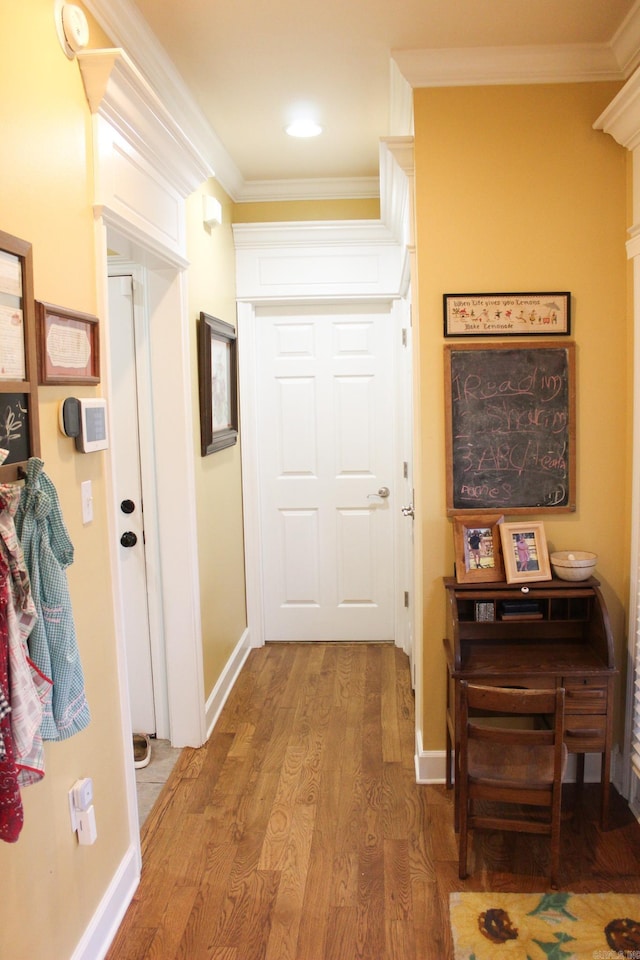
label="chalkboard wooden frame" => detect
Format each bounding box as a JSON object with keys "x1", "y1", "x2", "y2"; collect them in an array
[
  {"x1": 444, "y1": 341, "x2": 575, "y2": 515},
  {"x1": 0, "y1": 229, "x2": 40, "y2": 482}
]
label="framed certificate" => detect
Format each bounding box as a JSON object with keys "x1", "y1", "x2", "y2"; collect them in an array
[
  {"x1": 0, "y1": 229, "x2": 40, "y2": 480},
  {"x1": 36, "y1": 301, "x2": 100, "y2": 385}
]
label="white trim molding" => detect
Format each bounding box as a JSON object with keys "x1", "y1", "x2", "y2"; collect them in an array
[
  {"x1": 70, "y1": 845, "x2": 139, "y2": 960},
  {"x1": 594, "y1": 66, "x2": 640, "y2": 811},
  {"x1": 205, "y1": 629, "x2": 253, "y2": 738},
  {"x1": 393, "y1": 43, "x2": 625, "y2": 90}
]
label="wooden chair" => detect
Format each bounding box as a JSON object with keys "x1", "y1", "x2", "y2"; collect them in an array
[{"x1": 458, "y1": 681, "x2": 567, "y2": 888}]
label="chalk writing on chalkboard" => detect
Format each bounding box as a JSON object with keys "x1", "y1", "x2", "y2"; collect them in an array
[
  {"x1": 445, "y1": 342, "x2": 575, "y2": 515},
  {"x1": 0, "y1": 392, "x2": 30, "y2": 465}
]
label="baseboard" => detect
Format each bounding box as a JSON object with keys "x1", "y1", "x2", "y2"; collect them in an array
[
  {"x1": 205, "y1": 627, "x2": 252, "y2": 739},
  {"x1": 71, "y1": 843, "x2": 139, "y2": 960},
  {"x1": 414, "y1": 730, "x2": 621, "y2": 786}
]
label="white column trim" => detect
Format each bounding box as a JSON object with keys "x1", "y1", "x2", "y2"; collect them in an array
[{"x1": 596, "y1": 72, "x2": 640, "y2": 805}]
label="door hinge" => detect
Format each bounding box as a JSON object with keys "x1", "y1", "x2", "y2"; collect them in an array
[
  {"x1": 404, "y1": 591, "x2": 410, "y2": 608},
  {"x1": 403, "y1": 461, "x2": 408, "y2": 480},
  {"x1": 401, "y1": 328, "x2": 408, "y2": 347}
]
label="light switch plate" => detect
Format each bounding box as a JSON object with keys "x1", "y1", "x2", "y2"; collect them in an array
[{"x1": 81, "y1": 480, "x2": 93, "y2": 524}]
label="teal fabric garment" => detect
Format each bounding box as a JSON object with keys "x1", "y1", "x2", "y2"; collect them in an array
[{"x1": 15, "y1": 458, "x2": 90, "y2": 741}]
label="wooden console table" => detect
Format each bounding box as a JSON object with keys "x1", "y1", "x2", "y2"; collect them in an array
[{"x1": 443, "y1": 576, "x2": 617, "y2": 829}]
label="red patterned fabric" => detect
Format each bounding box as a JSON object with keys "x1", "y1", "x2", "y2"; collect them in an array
[{"x1": 0, "y1": 553, "x2": 23, "y2": 843}]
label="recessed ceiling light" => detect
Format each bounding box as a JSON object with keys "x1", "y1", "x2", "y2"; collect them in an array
[{"x1": 285, "y1": 119, "x2": 323, "y2": 138}]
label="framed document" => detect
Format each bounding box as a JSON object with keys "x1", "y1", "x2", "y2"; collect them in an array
[
  {"x1": 0, "y1": 229, "x2": 40, "y2": 480},
  {"x1": 36, "y1": 301, "x2": 100, "y2": 385}
]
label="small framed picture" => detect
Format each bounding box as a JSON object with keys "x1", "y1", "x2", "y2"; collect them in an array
[
  {"x1": 36, "y1": 301, "x2": 100, "y2": 385},
  {"x1": 198, "y1": 312, "x2": 238, "y2": 456},
  {"x1": 499, "y1": 521, "x2": 552, "y2": 584},
  {"x1": 443, "y1": 291, "x2": 571, "y2": 338},
  {"x1": 452, "y1": 513, "x2": 505, "y2": 583}
]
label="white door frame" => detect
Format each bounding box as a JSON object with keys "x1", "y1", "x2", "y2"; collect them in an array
[
  {"x1": 99, "y1": 226, "x2": 206, "y2": 752},
  {"x1": 234, "y1": 220, "x2": 411, "y2": 651}
]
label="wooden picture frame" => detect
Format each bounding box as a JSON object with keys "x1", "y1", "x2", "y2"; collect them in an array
[
  {"x1": 452, "y1": 512, "x2": 505, "y2": 583},
  {"x1": 499, "y1": 520, "x2": 552, "y2": 584},
  {"x1": 0, "y1": 229, "x2": 40, "y2": 481},
  {"x1": 198, "y1": 312, "x2": 238, "y2": 456},
  {"x1": 444, "y1": 341, "x2": 576, "y2": 515},
  {"x1": 36, "y1": 301, "x2": 100, "y2": 384},
  {"x1": 443, "y1": 291, "x2": 571, "y2": 337}
]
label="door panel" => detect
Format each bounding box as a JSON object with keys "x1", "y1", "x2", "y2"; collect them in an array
[
  {"x1": 257, "y1": 304, "x2": 395, "y2": 641},
  {"x1": 108, "y1": 274, "x2": 156, "y2": 734}
]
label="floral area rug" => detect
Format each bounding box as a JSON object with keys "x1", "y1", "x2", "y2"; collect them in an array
[{"x1": 450, "y1": 891, "x2": 640, "y2": 959}]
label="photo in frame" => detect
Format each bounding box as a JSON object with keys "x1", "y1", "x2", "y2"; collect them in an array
[
  {"x1": 198, "y1": 312, "x2": 238, "y2": 456},
  {"x1": 443, "y1": 291, "x2": 571, "y2": 338},
  {"x1": 452, "y1": 513, "x2": 505, "y2": 583},
  {"x1": 499, "y1": 520, "x2": 552, "y2": 584},
  {"x1": 36, "y1": 301, "x2": 100, "y2": 385}
]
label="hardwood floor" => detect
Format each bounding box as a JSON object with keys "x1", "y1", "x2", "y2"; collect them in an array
[{"x1": 106, "y1": 642, "x2": 640, "y2": 960}]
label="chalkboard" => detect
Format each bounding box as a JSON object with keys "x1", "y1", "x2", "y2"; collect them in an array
[
  {"x1": 0, "y1": 393, "x2": 30, "y2": 465},
  {"x1": 445, "y1": 341, "x2": 575, "y2": 515}
]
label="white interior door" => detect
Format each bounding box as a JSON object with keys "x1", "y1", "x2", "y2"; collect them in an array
[
  {"x1": 255, "y1": 303, "x2": 396, "y2": 641},
  {"x1": 108, "y1": 274, "x2": 156, "y2": 734}
]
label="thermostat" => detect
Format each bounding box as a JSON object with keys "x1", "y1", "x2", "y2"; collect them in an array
[{"x1": 59, "y1": 398, "x2": 109, "y2": 453}]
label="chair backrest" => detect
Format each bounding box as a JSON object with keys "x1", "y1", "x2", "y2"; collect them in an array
[{"x1": 459, "y1": 682, "x2": 565, "y2": 780}]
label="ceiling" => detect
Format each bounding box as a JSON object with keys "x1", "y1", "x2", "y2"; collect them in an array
[{"x1": 89, "y1": 0, "x2": 639, "y2": 199}]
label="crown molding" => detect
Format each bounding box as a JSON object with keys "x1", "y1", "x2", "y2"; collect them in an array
[
  {"x1": 235, "y1": 177, "x2": 380, "y2": 203},
  {"x1": 82, "y1": 0, "x2": 244, "y2": 198},
  {"x1": 393, "y1": 42, "x2": 624, "y2": 89},
  {"x1": 77, "y1": 47, "x2": 213, "y2": 196},
  {"x1": 232, "y1": 220, "x2": 396, "y2": 249},
  {"x1": 611, "y1": 0, "x2": 640, "y2": 77},
  {"x1": 593, "y1": 63, "x2": 640, "y2": 151}
]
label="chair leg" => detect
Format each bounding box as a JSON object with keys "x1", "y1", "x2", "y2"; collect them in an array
[{"x1": 458, "y1": 798, "x2": 469, "y2": 879}]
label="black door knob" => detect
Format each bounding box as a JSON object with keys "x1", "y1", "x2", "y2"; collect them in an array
[
  {"x1": 120, "y1": 531, "x2": 138, "y2": 548},
  {"x1": 121, "y1": 499, "x2": 136, "y2": 514}
]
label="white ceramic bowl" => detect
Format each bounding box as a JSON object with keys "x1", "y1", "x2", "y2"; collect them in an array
[{"x1": 550, "y1": 550, "x2": 597, "y2": 581}]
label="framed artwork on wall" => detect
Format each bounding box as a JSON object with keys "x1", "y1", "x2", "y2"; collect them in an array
[
  {"x1": 36, "y1": 301, "x2": 100, "y2": 385},
  {"x1": 0, "y1": 228, "x2": 40, "y2": 481},
  {"x1": 198, "y1": 312, "x2": 238, "y2": 456},
  {"x1": 443, "y1": 291, "x2": 571, "y2": 338}
]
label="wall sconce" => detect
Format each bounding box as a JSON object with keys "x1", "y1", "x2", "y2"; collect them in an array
[
  {"x1": 55, "y1": 0, "x2": 90, "y2": 59},
  {"x1": 203, "y1": 195, "x2": 223, "y2": 228}
]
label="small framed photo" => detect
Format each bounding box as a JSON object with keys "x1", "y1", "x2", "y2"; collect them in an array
[
  {"x1": 36, "y1": 301, "x2": 100, "y2": 385},
  {"x1": 198, "y1": 312, "x2": 238, "y2": 456},
  {"x1": 499, "y1": 521, "x2": 552, "y2": 584},
  {"x1": 452, "y1": 513, "x2": 505, "y2": 583},
  {"x1": 443, "y1": 291, "x2": 571, "y2": 338}
]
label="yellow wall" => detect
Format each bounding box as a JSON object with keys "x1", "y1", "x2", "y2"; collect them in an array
[
  {"x1": 232, "y1": 197, "x2": 380, "y2": 222},
  {"x1": 188, "y1": 182, "x2": 248, "y2": 693},
  {"x1": 414, "y1": 82, "x2": 630, "y2": 749},
  {"x1": 0, "y1": 2, "x2": 129, "y2": 958}
]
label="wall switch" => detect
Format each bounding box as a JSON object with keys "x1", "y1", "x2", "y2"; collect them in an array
[
  {"x1": 77, "y1": 805, "x2": 97, "y2": 845},
  {"x1": 68, "y1": 787, "x2": 78, "y2": 832},
  {"x1": 81, "y1": 480, "x2": 93, "y2": 524}
]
